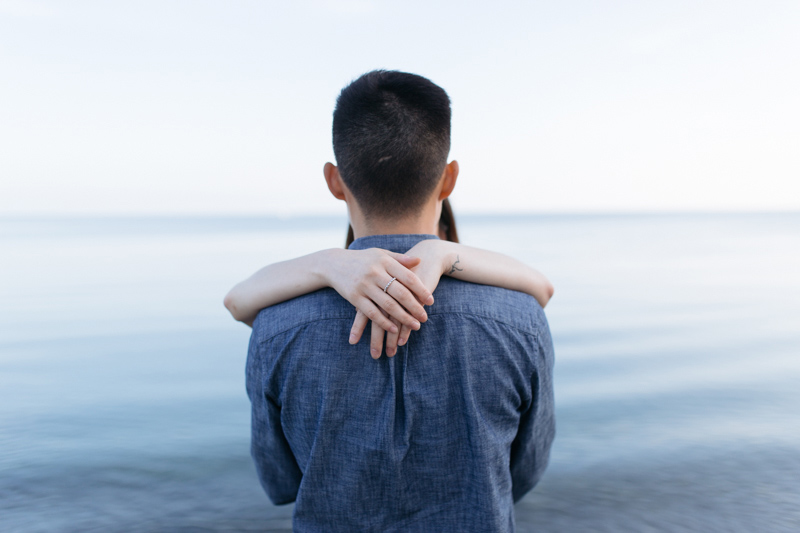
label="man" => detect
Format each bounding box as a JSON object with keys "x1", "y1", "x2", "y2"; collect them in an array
[{"x1": 247, "y1": 70, "x2": 555, "y2": 532}]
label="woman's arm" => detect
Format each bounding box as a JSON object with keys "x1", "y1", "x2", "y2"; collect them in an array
[
  {"x1": 415, "y1": 240, "x2": 555, "y2": 307},
  {"x1": 223, "y1": 248, "x2": 434, "y2": 330},
  {"x1": 351, "y1": 239, "x2": 555, "y2": 358}
]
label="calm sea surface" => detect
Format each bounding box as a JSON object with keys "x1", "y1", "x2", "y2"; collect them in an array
[{"x1": 1, "y1": 214, "x2": 799, "y2": 532}]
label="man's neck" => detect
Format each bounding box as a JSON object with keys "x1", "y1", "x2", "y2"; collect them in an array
[
  {"x1": 353, "y1": 218, "x2": 437, "y2": 239},
  {"x1": 348, "y1": 199, "x2": 440, "y2": 239}
]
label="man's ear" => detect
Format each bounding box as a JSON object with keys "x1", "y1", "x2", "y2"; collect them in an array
[
  {"x1": 438, "y1": 160, "x2": 459, "y2": 200},
  {"x1": 324, "y1": 162, "x2": 346, "y2": 201}
]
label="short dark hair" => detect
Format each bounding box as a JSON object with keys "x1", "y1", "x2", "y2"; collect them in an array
[{"x1": 332, "y1": 70, "x2": 451, "y2": 220}]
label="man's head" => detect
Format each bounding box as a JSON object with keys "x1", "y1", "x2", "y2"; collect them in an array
[{"x1": 324, "y1": 70, "x2": 457, "y2": 233}]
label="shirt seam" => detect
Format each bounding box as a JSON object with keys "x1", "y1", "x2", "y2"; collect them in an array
[
  {"x1": 255, "y1": 311, "x2": 542, "y2": 346},
  {"x1": 255, "y1": 316, "x2": 357, "y2": 345}
]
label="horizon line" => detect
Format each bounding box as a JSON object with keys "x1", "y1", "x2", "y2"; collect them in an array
[{"x1": 2, "y1": 209, "x2": 799, "y2": 219}]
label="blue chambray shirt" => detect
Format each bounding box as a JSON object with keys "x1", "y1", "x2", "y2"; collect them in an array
[{"x1": 247, "y1": 234, "x2": 555, "y2": 532}]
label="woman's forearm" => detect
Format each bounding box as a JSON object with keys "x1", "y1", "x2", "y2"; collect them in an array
[
  {"x1": 435, "y1": 242, "x2": 555, "y2": 307},
  {"x1": 223, "y1": 249, "x2": 340, "y2": 326},
  {"x1": 224, "y1": 247, "x2": 432, "y2": 330}
]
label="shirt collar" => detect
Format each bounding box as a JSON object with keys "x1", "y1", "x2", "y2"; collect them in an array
[{"x1": 348, "y1": 234, "x2": 440, "y2": 254}]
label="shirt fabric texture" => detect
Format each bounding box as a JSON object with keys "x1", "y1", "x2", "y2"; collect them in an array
[{"x1": 247, "y1": 234, "x2": 555, "y2": 532}]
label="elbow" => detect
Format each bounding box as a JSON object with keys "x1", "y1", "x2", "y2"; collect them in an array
[
  {"x1": 541, "y1": 282, "x2": 555, "y2": 308},
  {"x1": 224, "y1": 290, "x2": 255, "y2": 326},
  {"x1": 223, "y1": 291, "x2": 241, "y2": 321}
]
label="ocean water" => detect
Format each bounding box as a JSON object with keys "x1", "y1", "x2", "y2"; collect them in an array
[{"x1": 1, "y1": 213, "x2": 799, "y2": 532}]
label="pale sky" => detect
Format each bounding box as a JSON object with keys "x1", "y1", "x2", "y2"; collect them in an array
[{"x1": 1, "y1": 0, "x2": 798, "y2": 216}]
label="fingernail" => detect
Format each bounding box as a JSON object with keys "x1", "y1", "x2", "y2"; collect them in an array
[
  {"x1": 399, "y1": 338, "x2": 406, "y2": 345},
  {"x1": 413, "y1": 321, "x2": 421, "y2": 330},
  {"x1": 371, "y1": 348, "x2": 379, "y2": 358},
  {"x1": 387, "y1": 349, "x2": 395, "y2": 357},
  {"x1": 349, "y1": 333, "x2": 357, "y2": 344},
  {"x1": 426, "y1": 296, "x2": 434, "y2": 305}
]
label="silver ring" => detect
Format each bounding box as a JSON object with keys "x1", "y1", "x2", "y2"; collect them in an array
[{"x1": 383, "y1": 277, "x2": 396, "y2": 293}]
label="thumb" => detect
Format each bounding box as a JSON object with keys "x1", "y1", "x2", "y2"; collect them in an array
[{"x1": 387, "y1": 252, "x2": 422, "y2": 268}]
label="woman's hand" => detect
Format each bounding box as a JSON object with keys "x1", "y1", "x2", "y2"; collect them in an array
[
  {"x1": 349, "y1": 240, "x2": 452, "y2": 358},
  {"x1": 324, "y1": 248, "x2": 435, "y2": 340}
]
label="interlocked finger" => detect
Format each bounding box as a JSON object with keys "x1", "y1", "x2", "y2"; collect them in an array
[
  {"x1": 369, "y1": 285, "x2": 420, "y2": 330},
  {"x1": 370, "y1": 310, "x2": 388, "y2": 359},
  {"x1": 385, "y1": 277, "x2": 427, "y2": 325},
  {"x1": 349, "y1": 310, "x2": 369, "y2": 344},
  {"x1": 386, "y1": 259, "x2": 434, "y2": 307},
  {"x1": 359, "y1": 297, "x2": 398, "y2": 335},
  {"x1": 397, "y1": 323, "x2": 412, "y2": 347},
  {"x1": 385, "y1": 317, "x2": 401, "y2": 357}
]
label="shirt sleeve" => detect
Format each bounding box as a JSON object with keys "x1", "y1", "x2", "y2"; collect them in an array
[
  {"x1": 246, "y1": 334, "x2": 303, "y2": 505},
  {"x1": 509, "y1": 325, "x2": 556, "y2": 502}
]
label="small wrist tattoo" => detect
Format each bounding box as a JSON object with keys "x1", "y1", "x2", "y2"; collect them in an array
[{"x1": 448, "y1": 255, "x2": 464, "y2": 275}]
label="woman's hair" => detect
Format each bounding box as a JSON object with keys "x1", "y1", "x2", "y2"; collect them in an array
[
  {"x1": 438, "y1": 197, "x2": 460, "y2": 243},
  {"x1": 345, "y1": 198, "x2": 459, "y2": 248}
]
